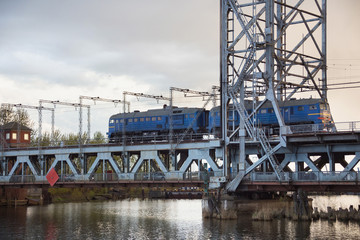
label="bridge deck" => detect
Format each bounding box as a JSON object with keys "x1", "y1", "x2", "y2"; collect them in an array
[{"x1": 1, "y1": 130, "x2": 360, "y2": 192}]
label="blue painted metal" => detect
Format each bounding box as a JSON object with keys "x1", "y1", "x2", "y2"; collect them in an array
[
  {"x1": 1, "y1": 128, "x2": 360, "y2": 193},
  {"x1": 208, "y1": 98, "x2": 333, "y2": 134},
  {"x1": 108, "y1": 107, "x2": 208, "y2": 140}
]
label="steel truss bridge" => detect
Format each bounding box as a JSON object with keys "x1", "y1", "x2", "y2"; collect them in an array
[
  {"x1": 1, "y1": 0, "x2": 360, "y2": 193},
  {"x1": 1, "y1": 122, "x2": 360, "y2": 192}
]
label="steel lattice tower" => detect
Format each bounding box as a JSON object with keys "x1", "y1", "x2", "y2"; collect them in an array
[{"x1": 220, "y1": 0, "x2": 327, "y2": 190}]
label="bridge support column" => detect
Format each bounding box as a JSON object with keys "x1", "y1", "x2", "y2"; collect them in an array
[
  {"x1": 202, "y1": 192, "x2": 237, "y2": 219},
  {"x1": 291, "y1": 189, "x2": 312, "y2": 220}
]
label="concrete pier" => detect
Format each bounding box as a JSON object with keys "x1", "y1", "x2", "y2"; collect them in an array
[{"x1": 202, "y1": 193, "x2": 237, "y2": 219}]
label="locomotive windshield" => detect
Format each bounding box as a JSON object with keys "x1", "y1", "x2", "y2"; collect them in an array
[{"x1": 320, "y1": 103, "x2": 328, "y2": 110}]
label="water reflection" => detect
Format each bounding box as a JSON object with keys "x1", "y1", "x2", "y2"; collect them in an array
[
  {"x1": 0, "y1": 197, "x2": 359, "y2": 239},
  {"x1": 311, "y1": 195, "x2": 360, "y2": 211}
]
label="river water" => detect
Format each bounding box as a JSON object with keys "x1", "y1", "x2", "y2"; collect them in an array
[{"x1": 1, "y1": 197, "x2": 360, "y2": 240}]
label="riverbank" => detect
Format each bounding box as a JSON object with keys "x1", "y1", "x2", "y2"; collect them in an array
[{"x1": 0, "y1": 186, "x2": 203, "y2": 206}]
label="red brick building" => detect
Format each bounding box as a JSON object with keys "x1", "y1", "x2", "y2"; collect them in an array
[{"x1": 0, "y1": 122, "x2": 32, "y2": 148}]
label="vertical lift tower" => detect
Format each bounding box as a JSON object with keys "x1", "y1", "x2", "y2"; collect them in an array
[{"x1": 221, "y1": 0, "x2": 327, "y2": 191}]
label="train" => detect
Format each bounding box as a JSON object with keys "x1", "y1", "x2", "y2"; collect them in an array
[
  {"x1": 108, "y1": 106, "x2": 208, "y2": 141},
  {"x1": 108, "y1": 98, "x2": 333, "y2": 141}
]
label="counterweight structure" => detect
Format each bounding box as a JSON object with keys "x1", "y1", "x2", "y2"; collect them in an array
[{"x1": 220, "y1": 0, "x2": 327, "y2": 190}]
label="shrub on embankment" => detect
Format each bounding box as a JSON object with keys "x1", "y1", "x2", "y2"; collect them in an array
[{"x1": 48, "y1": 187, "x2": 109, "y2": 203}]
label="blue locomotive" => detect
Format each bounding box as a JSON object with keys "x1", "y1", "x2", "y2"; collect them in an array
[
  {"x1": 208, "y1": 98, "x2": 333, "y2": 134},
  {"x1": 108, "y1": 98, "x2": 333, "y2": 141},
  {"x1": 108, "y1": 106, "x2": 208, "y2": 141}
]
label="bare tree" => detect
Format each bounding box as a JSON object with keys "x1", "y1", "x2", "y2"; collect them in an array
[{"x1": 0, "y1": 105, "x2": 33, "y2": 128}]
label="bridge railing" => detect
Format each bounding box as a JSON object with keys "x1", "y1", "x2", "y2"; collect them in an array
[
  {"x1": 2, "y1": 171, "x2": 224, "y2": 184},
  {"x1": 2, "y1": 132, "x2": 219, "y2": 151},
  {"x1": 251, "y1": 171, "x2": 360, "y2": 182},
  {"x1": 287, "y1": 121, "x2": 360, "y2": 135},
  {"x1": 109, "y1": 133, "x2": 217, "y2": 145}
]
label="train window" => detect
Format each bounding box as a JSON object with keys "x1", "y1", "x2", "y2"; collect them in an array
[
  {"x1": 110, "y1": 120, "x2": 115, "y2": 124},
  {"x1": 189, "y1": 114, "x2": 195, "y2": 118},
  {"x1": 260, "y1": 109, "x2": 267, "y2": 114},
  {"x1": 152, "y1": 117, "x2": 156, "y2": 121},
  {"x1": 284, "y1": 108, "x2": 289, "y2": 113},
  {"x1": 309, "y1": 105, "x2": 317, "y2": 110},
  {"x1": 268, "y1": 109, "x2": 274, "y2": 113},
  {"x1": 140, "y1": 118, "x2": 144, "y2": 122},
  {"x1": 134, "y1": 118, "x2": 138, "y2": 122},
  {"x1": 128, "y1": 119, "x2": 133, "y2": 123},
  {"x1": 298, "y1": 106, "x2": 304, "y2": 111},
  {"x1": 120, "y1": 119, "x2": 124, "y2": 123},
  {"x1": 146, "y1": 117, "x2": 150, "y2": 121},
  {"x1": 158, "y1": 117, "x2": 162, "y2": 121}
]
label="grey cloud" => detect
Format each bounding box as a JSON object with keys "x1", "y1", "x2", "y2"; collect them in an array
[{"x1": 0, "y1": 0, "x2": 219, "y2": 93}]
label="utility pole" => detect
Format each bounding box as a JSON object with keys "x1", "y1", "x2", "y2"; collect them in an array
[
  {"x1": 122, "y1": 91, "x2": 170, "y2": 172},
  {"x1": 1, "y1": 103, "x2": 54, "y2": 176},
  {"x1": 40, "y1": 99, "x2": 90, "y2": 175},
  {"x1": 169, "y1": 87, "x2": 219, "y2": 170},
  {"x1": 79, "y1": 96, "x2": 130, "y2": 142}
]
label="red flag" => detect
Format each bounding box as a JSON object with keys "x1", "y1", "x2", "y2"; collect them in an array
[{"x1": 46, "y1": 168, "x2": 59, "y2": 187}]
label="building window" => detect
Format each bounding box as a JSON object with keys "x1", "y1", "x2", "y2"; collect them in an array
[
  {"x1": 6, "y1": 133, "x2": 10, "y2": 140},
  {"x1": 24, "y1": 133, "x2": 29, "y2": 141},
  {"x1": 12, "y1": 133, "x2": 17, "y2": 140}
]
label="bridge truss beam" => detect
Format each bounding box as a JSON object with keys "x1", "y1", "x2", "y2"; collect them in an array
[{"x1": 1, "y1": 136, "x2": 360, "y2": 193}]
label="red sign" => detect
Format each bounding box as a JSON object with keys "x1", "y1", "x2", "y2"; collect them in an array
[{"x1": 46, "y1": 168, "x2": 59, "y2": 186}]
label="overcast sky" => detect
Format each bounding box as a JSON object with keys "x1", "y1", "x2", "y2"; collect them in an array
[{"x1": 0, "y1": 0, "x2": 359, "y2": 135}]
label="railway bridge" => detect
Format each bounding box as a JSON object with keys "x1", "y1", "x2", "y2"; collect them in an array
[
  {"x1": 1, "y1": 122, "x2": 360, "y2": 194},
  {"x1": 1, "y1": 0, "x2": 360, "y2": 221}
]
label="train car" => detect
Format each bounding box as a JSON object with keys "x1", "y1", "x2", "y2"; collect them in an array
[
  {"x1": 257, "y1": 98, "x2": 332, "y2": 126},
  {"x1": 208, "y1": 98, "x2": 333, "y2": 134},
  {"x1": 108, "y1": 106, "x2": 208, "y2": 141}
]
